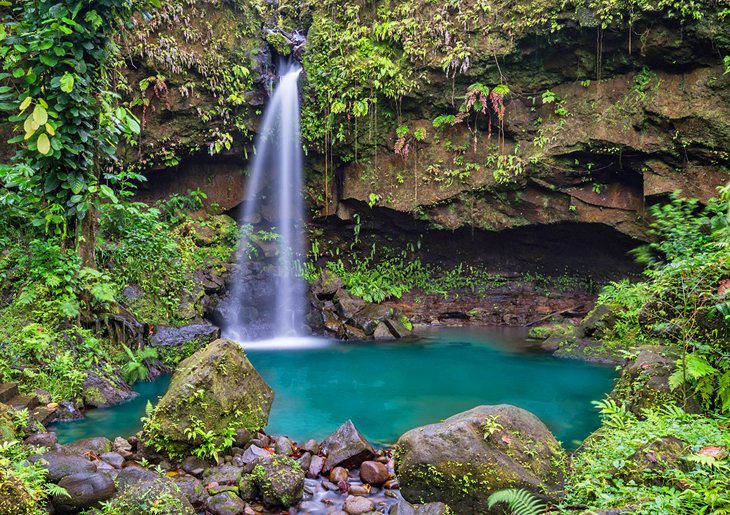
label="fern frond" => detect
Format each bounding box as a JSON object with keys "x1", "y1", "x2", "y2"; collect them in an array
[{"x1": 487, "y1": 488, "x2": 545, "y2": 515}]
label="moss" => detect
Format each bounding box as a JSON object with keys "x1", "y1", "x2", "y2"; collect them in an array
[
  {"x1": 265, "y1": 31, "x2": 291, "y2": 56},
  {"x1": 0, "y1": 471, "x2": 37, "y2": 515}
]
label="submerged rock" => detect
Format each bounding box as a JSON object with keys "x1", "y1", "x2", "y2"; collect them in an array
[
  {"x1": 395, "y1": 405, "x2": 566, "y2": 513},
  {"x1": 143, "y1": 339, "x2": 274, "y2": 455},
  {"x1": 321, "y1": 420, "x2": 376, "y2": 471}
]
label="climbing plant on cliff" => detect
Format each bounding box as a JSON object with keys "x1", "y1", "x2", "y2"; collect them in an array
[{"x1": 0, "y1": 0, "x2": 153, "y2": 264}]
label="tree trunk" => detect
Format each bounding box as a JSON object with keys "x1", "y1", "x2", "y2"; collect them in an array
[{"x1": 77, "y1": 203, "x2": 97, "y2": 269}]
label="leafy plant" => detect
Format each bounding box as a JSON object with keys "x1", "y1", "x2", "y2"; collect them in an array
[
  {"x1": 487, "y1": 488, "x2": 545, "y2": 515},
  {"x1": 121, "y1": 345, "x2": 157, "y2": 385}
]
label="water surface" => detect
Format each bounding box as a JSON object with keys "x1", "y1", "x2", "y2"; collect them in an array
[{"x1": 52, "y1": 328, "x2": 616, "y2": 448}]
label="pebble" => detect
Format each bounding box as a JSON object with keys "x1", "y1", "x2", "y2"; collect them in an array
[
  {"x1": 329, "y1": 466, "x2": 349, "y2": 483},
  {"x1": 343, "y1": 495, "x2": 375, "y2": 515}
]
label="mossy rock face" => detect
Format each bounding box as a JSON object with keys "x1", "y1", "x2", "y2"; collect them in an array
[
  {"x1": 578, "y1": 303, "x2": 624, "y2": 339},
  {"x1": 0, "y1": 403, "x2": 16, "y2": 443},
  {"x1": 612, "y1": 346, "x2": 702, "y2": 416},
  {"x1": 395, "y1": 405, "x2": 566, "y2": 513},
  {"x1": 0, "y1": 470, "x2": 36, "y2": 515},
  {"x1": 615, "y1": 436, "x2": 687, "y2": 485},
  {"x1": 145, "y1": 339, "x2": 274, "y2": 455}
]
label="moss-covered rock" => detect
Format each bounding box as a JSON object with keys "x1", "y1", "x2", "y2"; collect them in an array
[
  {"x1": 0, "y1": 470, "x2": 36, "y2": 515},
  {"x1": 144, "y1": 339, "x2": 274, "y2": 457},
  {"x1": 0, "y1": 403, "x2": 16, "y2": 444},
  {"x1": 395, "y1": 405, "x2": 566, "y2": 513},
  {"x1": 612, "y1": 346, "x2": 702, "y2": 415},
  {"x1": 250, "y1": 455, "x2": 305, "y2": 508}
]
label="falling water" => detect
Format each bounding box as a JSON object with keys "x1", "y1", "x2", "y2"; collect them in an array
[{"x1": 223, "y1": 59, "x2": 306, "y2": 341}]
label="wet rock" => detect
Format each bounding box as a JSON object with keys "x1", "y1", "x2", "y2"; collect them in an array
[
  {"x1": 395, "y1": 405, "x2": 566, "y2": 512},
  {"x1": 347, "y1": 484, "x2": 370, "y2": 495},
  {"x1": 182, "y1": 455, "x2": 210, "y2": 476},
  {"x1": 311, "y1": 270, "x2": 344, "y2": 300},
  {"x1": 100, "y1": 452, "x2": 125, "y2": 468},
  {"x1": 149, "y1": 322, "x2": 220, "y2": 349},
  {"x1": 359, "y1": 460, "x2": 389, "y2": 485},
  {"x1": 82, "y1": 370, "x2": 136, "y2": 408},
  {"x1": 241, "y1": 444, "x2": 271, "y2": 472},
  {"x1": 204, "y1": 464, "x2": 243, "y2": 485},
  {"x1": 334, "y1": 289, "x2": 367, "y2": 320},
  {"x1": 52, "y1": 472, "x2": 115, "y2": 512},
  {"x1": 113, "y1": 436, "x2": 132, "y2": 455},
  {"x1": 613, "y1": 346, "x2": 702, "y2": 415},
  {"x1": 206, "y1": 490, "x2": 247, "y2": 515},
  {"x1": 172, "y1": 474, "x2": 208, "y2": 507},
  {"x1": 297, "y1": 452, "x2": 312, "y2": 470},
  {"x1": 321, "y1": 420, "x2": 375, "y2": 471},
  {"x1": 373, "y1": 322, "x2": 396, "y2": 340},
  {"x1": 390, "y1": 500, "x2": 452, "y2": 514},
  {"x1": 301, "y1": 438, "x2": 320, "y2": 454},
  {"x1": 307, "y1": 455, "x2": 324, "y2": 478},
  {"x1": 250, "y1": 455, "x2": 305, "y2": 507},
  {"x1": 62, "y1": 436, "x2": 112, "y2": 455},
  {"x1": 234, "y1": 428, "x2": 252, "y2": 447},
  {"x1": 24, "y1": 432, "x2": 57, "y2": 448},
  {"x1": 29, "y1": 452, "x2": 96, "y2": 482},
  {"x1": 385, "y1": 316, "x2": 413, "y2": 338},
  {"x1": 53, "y1": 401, "x2": 82, "y2": 421},
  {"x1": 343, "y1": 494, "x2": 375, "y2": 514},
  {"x1": 329, "y1": 466, "x2": 349, "y2": 483},
  {"x1": 144, "y1": 339, "x2": 274, "y2": 453},
  {"x1": 272, "y1": 435, "x2": 293, "y2": 455},
  {"x1": 578, "y1": 303, "x2": 623, "y2": 338}
]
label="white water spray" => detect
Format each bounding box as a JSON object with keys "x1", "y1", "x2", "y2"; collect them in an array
[{"x1": 223, "y1": 59, "x2": 306, "y2": 341}]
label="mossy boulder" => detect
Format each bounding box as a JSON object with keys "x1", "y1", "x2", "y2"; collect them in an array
[
  {"x1": 615, "y1": 436, "x2": 687, "y2": 485},
  {"x1": 144, "y1": 339, "x2": 274, "y2": 456},
  {"x1": 0, "y1": 470, "x2": 36, "y2": 515},
  {"x1": 395, "y1": 405, "x2": 566, "y2": 513},
  {"x1": 249, "y1": 455, "x2": 305, "y2": 507},
  {"x1": 612, "y1": 346, "x2": 702, "y2": 416},
  {"x1": 102, "y1": 466, "x2": 195, "y2": 514},
  {"x1": 578, "y1": 303, "x2": 624, "y2": 339}
]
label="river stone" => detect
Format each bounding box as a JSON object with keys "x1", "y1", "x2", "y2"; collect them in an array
[
  {"x1": 395, "y1": 405, "x2": 566, "y2": 513},
  {"x1": 250, "y1": 455, "x2": 305, "y2": 507},
  {"x1": 100, "y1": 452, "x2": 125, "y2": 468},
  {"x1": 359, "y1": 460, "x2": 389, "y2": 485},
  {"x1": 149, "y1": 322, "x2": 220, "y2": 348},
  {"x1": 329, "y1": 466, "x2": 348, "y2": 483},
  {"x1": 301, "y1": 438, "x2": 320, "y2": 454},
  {"x1": 144, "y1": 339, "x2": 274, "y2": 454},
  {"x1": 29, "y1": 451, "x2": 96, "y2": 482},
  {"x1": 334, "y1": 289, "x2": 367, "y2": 320},
  {"x1": 105, "y1": 466, "x2": 195, "y2": 514},
  {"x1": 272, "y1": 435, "x2": 293, "y2": 455},
  {"x1": 373, "y1": 322, "x2": 396, "y2": 340},
  {"x1": 321, "y1": 420, "x2": 375, "y2": 471},
  {"x1": 82, "y1": 370, "x2": 136, "y2": 408},
  {"x1": 390, "y1": 500, "x2": 452, "y2": 514},
  {"x1": 307, "y1": 454, "x2": 325, "y2": 478},
  {"x1": 204, "y1": 464, "x2": 244, "y2": 485},
  {"x1": 182, "y1": 455, "x2": 210, "y2": 476},
  {"x1": 241, "y1": 444, "x2": 271, "y2": 472},
  {"x1": 24, "y1": 432, "x2": 57, "y2": 448},
  {"x1": 343, "y1": 494, "x2": 375, "y2": 514},
  {"x1": 172, "y1": 474, "x2": 208, "y2": 507},
  {"x1": 206, "y1": 490, "x2": 246, "y2": 515},
  {"x1": 53, "y1": 472, "x2": 116, "y2": 512},
  {"x1": 312, "y1": 270, "x2": 344, "y2": 299},
  {"x1": 62, "y1": 436, "x2": 112, "y2": 455}
]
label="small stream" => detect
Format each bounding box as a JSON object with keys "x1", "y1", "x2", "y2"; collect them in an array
[{"x1": 51, "y1": 327, "x2": 616, "y2": 448}]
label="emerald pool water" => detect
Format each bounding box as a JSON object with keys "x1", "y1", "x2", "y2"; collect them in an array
[{"x1": 51, "y1": 328, "x2": 616, "y2": 448}]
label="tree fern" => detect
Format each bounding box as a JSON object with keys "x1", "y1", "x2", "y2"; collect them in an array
[{"x1": 487, "y1": 488, "x2": 545, "y2": 515}]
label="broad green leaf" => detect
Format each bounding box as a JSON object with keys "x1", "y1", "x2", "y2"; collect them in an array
[
  {"x1": 99, "y1": 184, "x2": 118, "y2": 203},
  {"x1": 23, "y1": 116, "x2": 37, "y2": 137},
  {"x1": 32, "y1": 104, "x2": 48, "y2": 125},
  {"x1": 60, "y1": 73, "x2": 74, "y2": 93},
  {"x1": 19, "y1": 97, "x2": 32, "y2": 112},
  {"x1": 45, "y1": 123, "x2": 56, "y2": 136},
  {"x1": 37, "y1": 133, "x2": 51, "y2": 155}
]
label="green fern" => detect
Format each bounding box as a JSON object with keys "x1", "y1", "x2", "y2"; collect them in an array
[
  {"x1": 121, "y1": 345, "x2": 158, "y2": 385},
  {"x1": 487, "y1": 488, "x2": 545, "y2": 515}
]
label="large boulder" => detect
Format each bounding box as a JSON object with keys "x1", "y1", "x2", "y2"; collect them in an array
[
  {"x1": 52, "y1": 472, "x2": 116, "y2": 513},
  {"x1": 143, "y1": 339, "x2": 274, "y2": 455},
  {"x1": 321, "y1": 420, "x2": 376, "y2": 471},
  {"x1": 149, "y1": 322, "x2": 220, "y2": 349},
  {"x1": 612, "y1": 346, "x2": 702, "y2": 415},
  {"x1": 82, "y1": 369, "x2": 136, "y2": 408},
  {"x1": 395, "y1": 405, "x2": 566, "y2": 513},
  {"x1": 28, "y1": 451, "x2": 97, "y2": 482},
  {"x1": 102, "y1": 466, "x2": 195, "y2": 514}
]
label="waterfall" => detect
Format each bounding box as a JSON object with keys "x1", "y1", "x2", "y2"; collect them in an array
[{"x1": 223, "y1": 59, "x2": 306, "y2": 341}]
